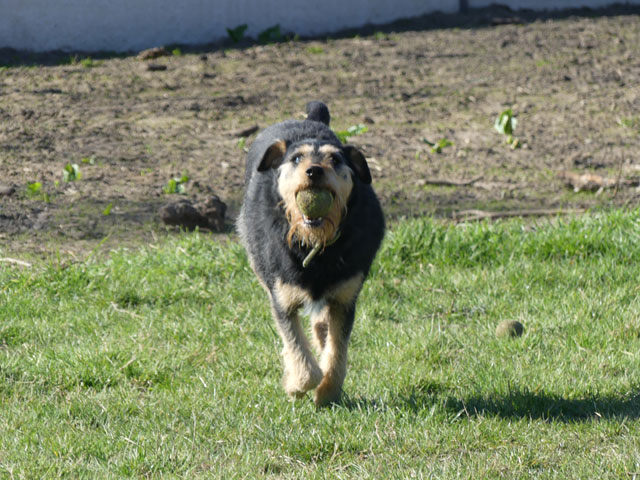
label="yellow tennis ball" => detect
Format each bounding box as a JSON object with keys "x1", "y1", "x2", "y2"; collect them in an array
[
  {"x1": 496, "y1": 320, "x2": 524, "y2": 338},
  {"x1": 296, "y1": 189, "x2": 333, "y2": 219}
]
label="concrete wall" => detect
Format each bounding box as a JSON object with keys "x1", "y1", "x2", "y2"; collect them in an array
[
  {"x1": 0, "y1": 0, "x2": 457, "y2": 53},
  {"x1": 470, "y1": 0, "x2": 638, "y2": 8},
  {"x1": 0, "y1": 0, "x2": 638, "y2": 53}
]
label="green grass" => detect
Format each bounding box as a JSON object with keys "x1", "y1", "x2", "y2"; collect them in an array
[
  {"x1": 619, "y1": 116, "x2": 640, "y2": 134},
  {"x1": 305, "y1": 46, "x2": 325, "y2": 55},
  {"x1": 2, "y1": 211, "x2": 640, "y2": 478}
]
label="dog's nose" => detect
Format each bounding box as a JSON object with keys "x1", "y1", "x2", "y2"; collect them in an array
[{"x1": 306, "y1": 166, "x2": 324, "y2": 179}]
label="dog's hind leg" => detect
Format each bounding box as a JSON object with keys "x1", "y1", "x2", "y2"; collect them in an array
[
  {"x1": 311, "y1": 315, "x2": 328, "y2": 352},
  {"x1": 272, "y1": 280, "x2": 323, "y2": 398}
]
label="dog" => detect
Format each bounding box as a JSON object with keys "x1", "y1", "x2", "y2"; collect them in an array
[{"x1": 237, "y1": 101, "x2": 384, "y2": 407}]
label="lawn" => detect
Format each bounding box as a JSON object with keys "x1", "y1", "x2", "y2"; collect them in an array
[{"x1": 1, "y1": 211, "x2": 640, "y2": 478}]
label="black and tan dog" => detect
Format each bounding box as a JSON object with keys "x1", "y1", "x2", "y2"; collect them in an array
[{"x1": 237, "y1": 102, "x2": 384, "y2": 407}]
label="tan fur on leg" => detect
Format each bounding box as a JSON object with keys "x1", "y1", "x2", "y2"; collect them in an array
[
  {"x1": 273, "y1": 280, "x2": 322, "y2": 398},
  {"x1": 311, "y1": 317, "x2": 328, "y2": 352},
  {"x1": 313, "y1": 273, "x2": 364, "y2": 407},
  {"x1": 314, "y1": 304, "x2": 349, "y2": 407},
  {"x1": 281, "y1": 323, "x2": 323, "y2": 397}
]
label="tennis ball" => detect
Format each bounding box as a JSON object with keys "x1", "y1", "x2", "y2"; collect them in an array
[
  {"x1": 296, "y1": 189, "x2": 333, "y2": 219},
  {"x1": 496, "y1": 320, "x2": 524, "y2": 338}
]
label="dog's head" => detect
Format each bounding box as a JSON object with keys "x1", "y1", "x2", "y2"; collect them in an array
[{"x1": 257, "y1": 139, "x2": 371, "y2": 249}]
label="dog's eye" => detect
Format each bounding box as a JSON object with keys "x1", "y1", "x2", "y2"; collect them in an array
[
  {"x1": 331, "y1": 154, "x2": 342, "y2": 166},
  {"x1": 292, "y1": 155, "x2": 302, "y2": 164}
]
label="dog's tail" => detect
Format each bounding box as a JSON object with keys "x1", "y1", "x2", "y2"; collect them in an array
[{"x1": 305, "y1": 101, "x2": 330, "y2": 126}]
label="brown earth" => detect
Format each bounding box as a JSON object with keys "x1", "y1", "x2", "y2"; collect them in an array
[{"x1": 1, "y1": 5, "x2": 639, "y2": 260}]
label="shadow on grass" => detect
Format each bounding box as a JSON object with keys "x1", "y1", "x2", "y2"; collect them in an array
[
  {"x1": 443, "y1": 390, "x2": 640, "y2": 422},
  {"x1": 342, "y1": 380, "x2": 640, "y2": 422}
]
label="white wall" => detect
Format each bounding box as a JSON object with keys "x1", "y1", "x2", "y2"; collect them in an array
[
  {"x1": 0, "y1": 0, "x2": 638, "y2": 53},
  {"x1": 0, "y1": 0, "x2": 457, "y2": 53},
  {"x1": 470, "y1": 0, "x2": 640, "y2": 9}
]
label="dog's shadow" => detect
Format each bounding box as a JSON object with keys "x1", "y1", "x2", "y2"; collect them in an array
[{"x1": 341, "y1": 381, "x2": 640, "y2": 422}]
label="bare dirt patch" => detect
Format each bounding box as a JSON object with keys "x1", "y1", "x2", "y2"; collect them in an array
[{"x1": 1, "y1": 6, "x2": 639, "y2": 259}]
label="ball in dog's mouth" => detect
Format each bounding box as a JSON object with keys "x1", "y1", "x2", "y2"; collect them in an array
[{"x1": 296, "y1": 188, "x2": 334, "y2": 226}]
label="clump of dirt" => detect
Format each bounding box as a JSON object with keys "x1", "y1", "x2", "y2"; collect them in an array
[
  {"x1": 1, "y1": 5, "x2": 639, "y2": 259},
  {"x1": 160, "y1": 195, "x2": 226, "y2": 231}
]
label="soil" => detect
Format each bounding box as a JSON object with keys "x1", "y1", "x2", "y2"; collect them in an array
[{"x1": 1, "y1": 5, "x2": 640, "y2": 260}]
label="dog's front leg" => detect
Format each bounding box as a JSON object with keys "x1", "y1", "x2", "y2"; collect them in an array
[
  {"x1": 271, "y1": 281, "x2": 323, "y2": 398},
  {"x1": 312, "y1": 274, "x2": 363, "y2": 407},
  {"x1": 313, "y1": 301, "x2": 356, "y2": 407}
]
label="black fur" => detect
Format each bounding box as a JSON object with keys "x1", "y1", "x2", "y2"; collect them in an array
[
  {"x1": 238, "y1": 104, "x2": 384, "y2": 300},
  {"x1": 236, "y1": 102, "x2": 384, "y2": 404},
  {"x1": 305, "y1": 101, "x2": 331, "y2": 126}
]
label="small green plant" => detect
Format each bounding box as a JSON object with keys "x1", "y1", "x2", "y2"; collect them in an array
[
  {"x1": 494, "y1": 109, "x2": 521, "y2": 148},
  {"x1": 494, "y1": 109, "x2": 517, "y2": 136},
  {"x1": 63, "y1": 163, "x2": 81, "y2": 182},
  {"x1": 226, "y1": 24, "x2": 248, "y2": 43},
  {"x1": 81, "y1": 156, "x2": 95, "y2": 165},
  {"x1": 78, "y1": 57, "x2": 102, "y2": 68},
  {"x1": 171, "y1": 48, "x2": 182, "y2": 56},
  {"x1": 258, "y1": 25, "x2": 285, "y2": 44},
  {"x1": 306, "y1": 46, "x2": 324, "y2": 55},
  {"x1": 237, "y1": 137, "x2": 247, "y2": 150},
  {"x1": 619, "y1": 116, "x2": 640, "y2": 133},
  {"x1": 336, "y1": 124, "x2": 368, "y2": 143},
  {"x1": 26, "y1": 181, "x2": 50, "y2": 202},
  {"x1": 163, "y1": 174, "x2": 189, "y2": 194},
  {"x1": 26, "y1": 181, "x2": 42, "y2": 196},
  {"x1": 422, "y1": 137, "x2": 454, "y2": 153},
  {"x1": 103, "y1": 203, "x2": 113, "y2": 216}
]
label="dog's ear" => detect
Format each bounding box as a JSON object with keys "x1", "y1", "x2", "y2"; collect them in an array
[
  {"x1": 257, "y1": 139, "x2": 287, "y2": 171},
  {"x1": 343, "y1": 145, "x2": 372, "y2": 184}
]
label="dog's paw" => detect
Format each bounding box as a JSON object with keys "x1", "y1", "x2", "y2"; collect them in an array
[
  {"x1": 283, "y1": 363, "x2": 323, "y2": 397},
  {"x1": 314, "y1": 378, "x2": 342, "y2": 407}
]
